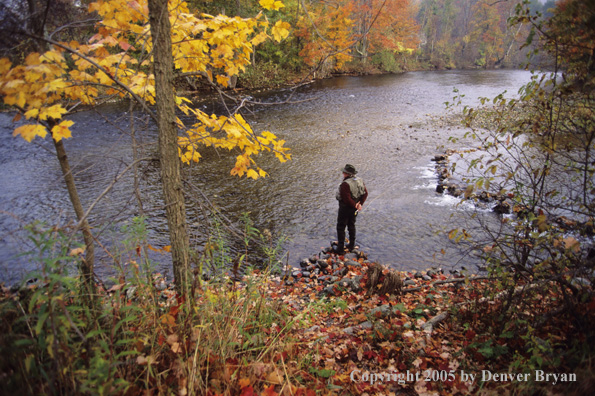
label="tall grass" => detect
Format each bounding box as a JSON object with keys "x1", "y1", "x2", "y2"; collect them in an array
[{"x1": 0, "y1": 216, "x2": 297, "y2": 395}]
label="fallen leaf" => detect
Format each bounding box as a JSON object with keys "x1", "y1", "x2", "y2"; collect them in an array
[
  {"x1": 239, "y1": 377, "x2": 251, "y2": 388},
  {"x1": 136, "y1": 355, "x2": 157, "y2": 366},
  {"x1": 262, "y1": 384, "x2": 279, "y2": 396},
  {"x1": 69, "y1": 247, "x2": 85, "y2": 256},
  {"x1": 266, "y1": 370, "x2": 283, "y2": 384},
  {"x1": 240, "y1": 385, "x2": 255, "y2": 396},
  {"x1": 107, "y1": 283, "x2": 125, "y2": 292}
]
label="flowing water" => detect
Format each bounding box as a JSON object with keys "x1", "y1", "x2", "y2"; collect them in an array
[{"x1": 0, "y1": 69, "x2": 534, "y2": 285}]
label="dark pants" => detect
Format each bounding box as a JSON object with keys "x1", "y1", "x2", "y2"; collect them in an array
[{"x1": 337, "y1": 204, "x2": 357, "y2": 250}]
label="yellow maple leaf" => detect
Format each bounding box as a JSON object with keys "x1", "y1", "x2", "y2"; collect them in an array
[
  {"x1": 247, "y1": 169, "x2": 259, "y2": 179},
  {"x1": 39, "y1": 104, "x2": 68, "y2": 121},
  {"x1": 251, "y1": 31, "x2": 269, "y2": 46},
  {"x1": 13, "y1": 124, "x2": 48, "y2": 142},
  {"x1": 45, "y1": 79, "x2": 68, "y2": 93},
  {"x1": 40, "y1": 50, "x2": 65, "y2": 65},
  {"x1": 25, "y1": 52, "x2": 41, "y2": 66},
  {"x1": 16, "y1": 91, "x2": 26, "y2": 108},
  {"x1": 215, "y1": 74, "x2": 229, "y2": 87},
  {"x1": 271, "y1": 21, "x2": 290, "y2": 42},
  {"x1": 88, "y1": 1, "x2": 100, "y2": 13},
  {"x1": 51, "y1": 120, "x2": 74, "y2": 142},
  {"x1": 0, "y1": 58, "x2": 12, "y2": 74},
  {"x1": 259, "y1": 0, "x2": 285, "y2": 11},
  {"x1": 24, "y1": 108, "x2": 39, "y2": 119}
]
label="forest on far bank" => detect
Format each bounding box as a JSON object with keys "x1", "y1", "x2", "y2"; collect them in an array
[{"x1": 1, "y1": 0, "x2": 555, "y2": 91}]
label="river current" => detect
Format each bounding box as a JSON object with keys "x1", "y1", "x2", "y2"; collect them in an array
[{"x1": 0, "y1": 70, "x2": 534, "y2": 285}]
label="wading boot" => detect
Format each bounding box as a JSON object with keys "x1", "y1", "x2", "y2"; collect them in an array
[{"x1": 332, "y1": 241, "x2": 345, "y2": 255}]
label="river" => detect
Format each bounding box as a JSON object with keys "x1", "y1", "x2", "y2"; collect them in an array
[{"x1": 0, "y1": 69, "x2": 534, "y2": 286}]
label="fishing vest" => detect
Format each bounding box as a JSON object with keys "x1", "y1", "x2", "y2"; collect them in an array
[{"x1": 336, "y1": 176, "x2": 366, "y2": 203}]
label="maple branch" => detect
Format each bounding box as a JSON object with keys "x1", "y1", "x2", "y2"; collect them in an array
[
  {"x1": 488, "y1": 0, "x2": 509, "y2": 6},
  {"x1": 421, "y1": 312, "x2": 448, "y2": 333},
  {"x1": 48, "y1": 18, "x2": 100, "y2": 40},
  {"x1": 176, "y1": 71, "x2": 318, "y2": 106},
  {"x1": 402, "y1": 276, "x2": 493, "y2": 293},
  {"x1": 23, "y1": 32, "x2": 158, "y2": 123}
]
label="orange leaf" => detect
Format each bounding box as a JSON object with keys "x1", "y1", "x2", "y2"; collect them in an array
[
  {"x1": 160, "y1": 313, "x2": 176, "y2": 327},
  {"x1": 238, "y1": 378, "x2": 251, "y2": 388},
  {"x1": 563, "y1": 236, "x2": 580, "y2": 252},
  {"x1": 69, "y1": 247, "x2": 85, "y2": 256},
  {"x1": 119, "y1": 41, "x2": 135, "y2": 51},
  {"x1": 148, "y1": 244, "x2": 169, "y2": 254}
]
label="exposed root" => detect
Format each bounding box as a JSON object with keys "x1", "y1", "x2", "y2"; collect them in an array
[{"x1": 365, "y1": 263, "x2": 402, "y2": 296}]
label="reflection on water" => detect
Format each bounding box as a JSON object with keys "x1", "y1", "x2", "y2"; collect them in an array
[{"x1": 0, "y1": 70, "x2": 534, "y2": 285}]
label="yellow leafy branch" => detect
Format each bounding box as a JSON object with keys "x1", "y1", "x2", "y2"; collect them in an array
[{"x1": 0, "y1": 0, "x2": 291, "y2": 178}]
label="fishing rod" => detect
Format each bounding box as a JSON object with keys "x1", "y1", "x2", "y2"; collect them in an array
[{"x1": 355, "y1": 185, "x2": 393, "y2": 216}]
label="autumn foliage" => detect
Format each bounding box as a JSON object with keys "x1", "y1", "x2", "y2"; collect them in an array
[
  {"x1": 0, "y1": 0, "x2": 291, "y2": 178},
  {"x1": 294, "y1": 0, "x2": 419, "y2": 74}
]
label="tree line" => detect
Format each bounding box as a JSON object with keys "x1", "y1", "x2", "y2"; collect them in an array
[{"x1": 1, "y1": 0, "x2": 556, "y2": 89}]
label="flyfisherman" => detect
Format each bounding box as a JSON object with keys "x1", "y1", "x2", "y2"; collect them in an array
[{"x1": 334, "y1": 164, "x2": 368, "y2": 254}]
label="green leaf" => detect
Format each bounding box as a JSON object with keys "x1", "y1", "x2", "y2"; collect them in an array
[
  {"x1": 35, "y1": 312, "x2": 50, "y2": 335},
  {"x1": 310, "y1": 367, "x2": 335, "y2": 378}
]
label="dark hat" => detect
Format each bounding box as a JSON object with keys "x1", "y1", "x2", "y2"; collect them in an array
[{"x1": 341, "y1": 164, "x2": 357, "y2": 175}]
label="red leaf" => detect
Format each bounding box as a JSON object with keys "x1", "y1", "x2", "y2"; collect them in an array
[
  {"x1": 464, "y1": 329, "x2": 476, "y2": 340},
  {"x1": 239, "y1": 385, "x2": 254, "y2": 396},
  {"x1": 261, "y1": 385, "x2": 278, "y2": 396}
]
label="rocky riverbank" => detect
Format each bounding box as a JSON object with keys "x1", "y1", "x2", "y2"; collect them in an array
[
  {"x1": 4, "y1": 241, "x2": 588, "y2": 395},
  {"x1": 432, "y1": 150, "x2": 595, "y2": 237}
]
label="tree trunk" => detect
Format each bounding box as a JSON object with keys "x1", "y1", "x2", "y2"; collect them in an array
[
  {"x1": 52, "y1": 131, "x2": 96, "y2": 303},
  {"x1": 147, "y1": 0, "x2": 190, "y2": 294}
]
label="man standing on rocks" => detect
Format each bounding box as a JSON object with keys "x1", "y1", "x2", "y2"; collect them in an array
[{"x1": 335, "y1": 164, "x2": 368, "y2": 254}]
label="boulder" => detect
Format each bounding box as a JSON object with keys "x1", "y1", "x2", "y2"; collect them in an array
[
  {"x1": 340, "y1": 276, "x2": 363, "y2": 293},
  {"x1": 343, "y1": 252, "x2": 359, "y2": 261},
  {"x1": 343, "y1": 321, "x2": 373, "y2": 335},
  {"x1": 369, "y1": 304, "x2": 393, "y2": 319},
  {"x1": 317, "y1": 259, "x2": 329, "y2": 269},
  {"x1": 344, "y1": 260, "x2": 361, "y2": 269},
  {"x1": 494, "y1": 198, "x2": 513, "y2": 214}
]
